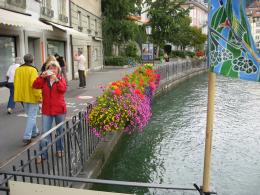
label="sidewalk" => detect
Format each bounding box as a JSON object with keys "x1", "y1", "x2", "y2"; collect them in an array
[{"x1": 0, "y1": 67, "x2": 135, "y2": 165}]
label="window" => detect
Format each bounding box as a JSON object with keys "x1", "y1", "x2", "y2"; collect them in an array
[
  {"x1": 58, "y1": 0, "x2": 66, "y2": 15},
  {"x1": 77, "y1": 11, "x2": 82, "y2": 27},
  {"x1": 47, "y1": 40, "x2": 65, "y2": 58},
  {"x1": 95, "y1": 19, "x2": 97, "y2": 32},
  {"x1": 94, "y1": 48, "x2": 98, "y2": 61},
  {"x1": 0, "y1": 36, "x2": 16, "y2": 82},
  {"x1": 87, "y1": 16, "x2": 91, "y2": 29},
  {"x1": 42, "y1": 0, "x2": 51, "y2": 8}
]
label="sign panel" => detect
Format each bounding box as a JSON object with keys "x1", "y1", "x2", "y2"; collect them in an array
[
  {"x1": 142, "y1": 43, "x2": 154, "y2": 61},
  {"x1": 9, "y1": 181, "x2": 132, "y2": 195}
]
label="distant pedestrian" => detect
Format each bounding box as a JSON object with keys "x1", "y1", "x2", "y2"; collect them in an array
[
  {"x1": 14, "y1": 54, "x2": 42, "y2": 145},
  {"x1": 41, "y1": 55, "x2": 56, "y2": 73},
  {"x1": 164, "y1": 53, "x2": 169, "y2": 62},
  {"x1": 74, "y1": 51, "x2": 86, "y2": 88},
  {"x1": 54, "y1": 53, "x2": 68, "y2": 85},
  {"x1": 6, "y1": 57, "x2": 23, "y2": 114},
  {"x1": 33, "y1": 61, "x2": 67, "y2": 162}
]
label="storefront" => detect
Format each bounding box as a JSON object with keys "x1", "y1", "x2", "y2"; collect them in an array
[
  {"x1": 47, "y1": 40, "x2": 66, "y2": 58},
  {"x1": 0, "y1": 36, "x2": 16, "y2": 82}
]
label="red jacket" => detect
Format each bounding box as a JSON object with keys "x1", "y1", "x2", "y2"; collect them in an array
[{"x1": 33, "y1": 75, "x2": 67, "y2": 115}]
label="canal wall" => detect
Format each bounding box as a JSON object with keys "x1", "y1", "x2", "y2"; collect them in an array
[{"x1": 80, "y1": 59, "x2": 208, "y2": 188}]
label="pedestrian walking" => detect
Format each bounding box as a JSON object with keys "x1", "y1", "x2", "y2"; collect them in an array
[
  {"x1": 6, "y1": 57, "x2": 23, "y2": 114},
  {"x1": 74, "y1": 51, "x2": 86, "y2": 88},
  {"x1": 41, "y1": 55, "x2": 56, "y2": 73},
  {"x1": 33, "y1": 61, "x2": 67, "y2": 162},
  {"x1": 54, "y1": 53, "x2": 68, "y2": 85},
  {"x1": 14, "y1": 54, "x2": 42, "y2": 145}
]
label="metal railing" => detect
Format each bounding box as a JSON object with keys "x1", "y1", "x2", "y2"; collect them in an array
[
  {"x1": 155, "y1": 59, "x2": 207, "y2": 87},
  {"x1": 0, "y1": 171, "x2": 217, "y2": 195},
  {"x1": 0, "y1": 104, "x2": 100, "y2": 194}
]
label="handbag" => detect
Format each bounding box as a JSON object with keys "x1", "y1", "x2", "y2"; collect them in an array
[{"x1": 0, "y1": 81, "x2": 8, "y2": 88}]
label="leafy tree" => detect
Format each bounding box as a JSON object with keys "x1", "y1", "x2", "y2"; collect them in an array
[
  {"x1": 147, "y1": 0, "x2": 189, "y2": 56},
  {"x1": 190, "y1": 27, "x2": 207, "y2": 50},
  {"x1": 168, "y1": 16, "x2": 206, "y2": 50},
  {"x1": 102, "y1": 0, "x2": 140, "y2": 56},
  {"x1": 169, "y1": 16, "x2": 192, "y2": 50}
]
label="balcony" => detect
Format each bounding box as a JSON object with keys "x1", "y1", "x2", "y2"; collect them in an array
[
  {"x1": 41, "y1": 6, "x2": 54, "y2": 19},
  {"x1": 59, "y1": 14, "x2": 68, "y2": 23},
  {"x1": 7, "y1": 0, "x2": 26, "y2": 9}
]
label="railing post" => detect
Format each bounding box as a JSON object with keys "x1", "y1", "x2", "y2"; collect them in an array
[{"x1": 66, "y1": 122, "x2": 72, "y2": 177}]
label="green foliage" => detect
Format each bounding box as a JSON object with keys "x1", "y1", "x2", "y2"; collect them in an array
[
  {"x1": 171, "y1": 50, "x2": 186, "y2": 58},
  {"x1": 102, "y1": 0, "x2": 140, "y2": 55},
  {"x1": 190, "y1": 27, "x2": 207, "y2": 50},
  {"x1": 148, "y1": 0, "x2": 189, "y2": 51},
  {"x1": 125, "y1": 41, "x2": 138, "y2": 58},
  {"x1": 185, "y1": 51, "x2": 195, "y2": 58},
  {"x1": 104, "y1": 56, "x2": 128, "y2": 66},
  {"x1": 170, "y1": 50, "x2": 195, "y2": 58}
]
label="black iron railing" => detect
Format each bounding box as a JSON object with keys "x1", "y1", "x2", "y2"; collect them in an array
[
  {"x1": 0, "y1": 104, "x2": 100, "y2": 194},
  {"x1": 155, "y1": 59, "x2": 207, "y2": 87}
]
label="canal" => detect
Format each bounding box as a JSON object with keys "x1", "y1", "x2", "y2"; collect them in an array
[{"x1": 94, "y1": 72, "x2": 260, "y2": 195}]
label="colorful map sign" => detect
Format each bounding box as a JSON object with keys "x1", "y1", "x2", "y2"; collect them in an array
[{"x1": 209, "y1": 0, "x2": 260, "y2": 81}]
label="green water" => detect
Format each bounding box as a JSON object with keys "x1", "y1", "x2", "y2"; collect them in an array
[{"x1": 94, "y1": 73, "x2": 260, "y2": 195}]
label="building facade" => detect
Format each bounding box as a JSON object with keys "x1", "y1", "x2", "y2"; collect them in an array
[
  {"x1": 0, "y1": 0, "x2": 103, "y2": 83},
  {"x1": 183, "y1": 0, "x2": 208, "y2": 35},
  {"x1": 70, "y1": 0, "x2": 103, "y2": 76},
  {"x1": 247, "y1": 1, "x2": 260, "y2": 49}
]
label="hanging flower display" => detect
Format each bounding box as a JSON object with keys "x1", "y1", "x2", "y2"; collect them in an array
[{"x1": 88, "y1": 64, "x2": 160, "y2": 137}]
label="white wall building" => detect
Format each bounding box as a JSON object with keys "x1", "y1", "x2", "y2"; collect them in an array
[
  {"x1": 247, "y1": 1, "x2": 260, "y2": 49},
  {"x1": 71, "y1": 0, "x2": 103, "y2": 77},
  {"x1": 183, "y1": 0, "x2": 208, "y2": 35}
]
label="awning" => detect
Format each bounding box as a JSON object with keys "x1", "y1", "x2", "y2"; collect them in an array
[
  {"x1": 49, "y1": 22, "x2": 90, "y2": 39},
  {"x1": 0, "y1": 8, "x2": 53, "y2": 31}
]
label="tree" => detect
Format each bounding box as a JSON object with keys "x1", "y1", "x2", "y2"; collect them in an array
[
  {"x1": 169, "y1": 16, "x2": 192, "y2": 50},
  {"x1": 102, "y1": 0, "x2": 140, "y2": 56},
  {"x1": 147, "y1": 0, "x2": 189, "y2": 56},
  {"x1": 190, "y1": 27, "x2": 207, "y2": 50}
]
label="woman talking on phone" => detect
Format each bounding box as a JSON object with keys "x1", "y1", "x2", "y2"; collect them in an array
[{"x1": 33, "y1": 61, "x2": 67, "y2": 162}]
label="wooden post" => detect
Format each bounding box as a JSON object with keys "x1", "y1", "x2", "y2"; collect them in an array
[{"x1": 202, "y1": 71, "x2": 216, "y2": 194}]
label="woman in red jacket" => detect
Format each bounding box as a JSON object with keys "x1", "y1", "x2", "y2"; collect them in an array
[{"x1": 33, "y1": 61, "x2": 67, "y2": 162}]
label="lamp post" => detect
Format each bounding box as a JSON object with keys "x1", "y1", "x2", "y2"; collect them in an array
[{"x1": 145, "y1": 25, "x2": 154, "y2": 65}]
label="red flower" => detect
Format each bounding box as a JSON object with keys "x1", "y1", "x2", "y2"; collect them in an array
[
  {"x1": 134, "y1": 89, "x2": 142, "y2": 95},
  {"x1": 113, "y1": 88, "x2": 122, "y2": 96},
  {"x1": 145, "y1": 69, "x2": 153, "y2": 76}
]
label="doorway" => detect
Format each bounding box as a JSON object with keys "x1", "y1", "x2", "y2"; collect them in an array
[{"x1": 28, "y1": 37, "x2": 41, "y2": 70}]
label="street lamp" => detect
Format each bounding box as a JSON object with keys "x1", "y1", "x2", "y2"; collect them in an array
[{"x1": 144, "y1": 25, "x2": 154, "y2": 65}]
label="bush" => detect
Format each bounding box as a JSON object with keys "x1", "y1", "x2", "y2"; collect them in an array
[
  {"x1": 171, "y1": 50, "x2": 186, "y2": 58},
  {"x1": 105, "y1": 56, "x2": 128, "y2": 66},
  {"x1": 125, "y1": 41, "x2": 138, "y2": 58},
  {"x1": 185, "y1": 51, "x2": 195, "y2": 58}
]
